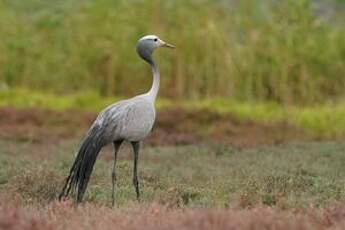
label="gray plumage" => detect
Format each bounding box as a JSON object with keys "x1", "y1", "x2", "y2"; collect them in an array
[{"x1": 59, "y1": 35, "x2": 174, "y2": 205}]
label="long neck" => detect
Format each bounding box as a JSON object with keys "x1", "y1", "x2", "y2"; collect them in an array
[{"x1": 146, "y1": 61, "x2": 160, "y2": 103}]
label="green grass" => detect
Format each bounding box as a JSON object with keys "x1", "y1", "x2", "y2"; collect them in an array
[
  {"x1": 0, "y1": 87, "x2": 173, "y2": 111},
  {"x1": 2, "y1": 87, "x2": 345, "y2": 137},
  {"x1": 0, "y1": 87, "x2": 119, "y2": 111},
  {"x1": 0, "y1": 0, "x2": 344, "y2": 104},
  {"x1": 191, "y1": 98, "x2": 345, "y2": 138},
  {"x1": 1, "y1": 139, "x2": 345, "y2": 208}
]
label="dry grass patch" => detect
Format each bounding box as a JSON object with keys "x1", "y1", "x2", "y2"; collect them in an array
[{"x1": 1, "y1": 198, "x2": 345, "y2": 230}]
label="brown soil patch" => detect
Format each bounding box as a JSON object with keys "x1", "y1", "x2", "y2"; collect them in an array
[
  {"x1": 0, "y1": 107, "x2": 94, "y2": 144},
  {"x1": 151, "y1": 108, "x2": 309, "y2": 147},
  {"x1": 0, "y1": 107, "x2": 310, "y2": 148}
]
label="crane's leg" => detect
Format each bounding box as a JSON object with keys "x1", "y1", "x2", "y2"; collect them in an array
[
  {"x1": 131, "y1": 141, "x2": 141, "y2": 201},
  {"x1": 112, "y1": 140, "x2": 123, "y2": 207}
]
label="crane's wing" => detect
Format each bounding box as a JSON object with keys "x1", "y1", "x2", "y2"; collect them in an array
[
  {"x1": 58, "y1": 99, "x2": 130, "y2": 202},
  {"x1": 94, "y1": 97, "x2": 155, "y2": 142},
  {"x1": 59, "y1": 97, "x2": 154, "y2": 202}
]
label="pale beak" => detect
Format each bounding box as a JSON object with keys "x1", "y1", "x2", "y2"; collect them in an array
[{"x1": 161, "y1": 41, "x2": 175, "y2": 48}]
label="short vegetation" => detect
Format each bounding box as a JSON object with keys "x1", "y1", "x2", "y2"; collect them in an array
[
  {"x1": 1, "y1": 139, "x2": 345, "y2": 208},
  {"x1": 1, "y1": 139, "x2": 345, "y2": 229}
]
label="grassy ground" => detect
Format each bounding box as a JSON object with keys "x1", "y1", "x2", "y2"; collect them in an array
[
  {"x1": 1, "y1": 139, "x2": 345, "y2": 209},
  {"x1": 1, "y1": 139, "x2": 345, "y2": 229},
  {"x1": 1, "y1": 106, "x2": 345, "y2": 229}
]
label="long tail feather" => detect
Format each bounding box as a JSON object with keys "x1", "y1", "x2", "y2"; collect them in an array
[{"x1": 59, "y1": 125, "x2": 105, "y2": 203}]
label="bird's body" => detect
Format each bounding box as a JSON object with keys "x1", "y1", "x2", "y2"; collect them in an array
[
  {"x1": 93, "y1": 96, "x2": 155, "y2": 143},
  {"x1": 59, "y1": 35, "x2": 174, "y2": 205}
]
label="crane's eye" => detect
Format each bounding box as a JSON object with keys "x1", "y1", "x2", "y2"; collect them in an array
[{"x1": 154, "y1": 38, "x2": 158, "y2": 42}]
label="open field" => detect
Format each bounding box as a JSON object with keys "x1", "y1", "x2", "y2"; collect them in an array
[
  {"x1": 1, "y1": 107, "x2": 345, "y2": 229},
  {"x1": 1, "y1": 1, "x2": 344, "y2": 228},
  {"x1": 2, "y1": 136, "x2": 345, "y2": 208}
]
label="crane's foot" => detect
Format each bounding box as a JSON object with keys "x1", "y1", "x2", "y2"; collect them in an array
[{"x1": 133, "y1": 178, "x2": 140, "y2": 202}]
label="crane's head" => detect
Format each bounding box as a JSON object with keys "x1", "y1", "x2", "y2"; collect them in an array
[{"x1": 136, "y1": 35, "x2": 175, "y2": 65}]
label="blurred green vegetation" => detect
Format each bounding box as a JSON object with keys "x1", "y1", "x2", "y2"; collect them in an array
[{"x1": 0, "y1": 0, "x2": 344, "y2": 104}]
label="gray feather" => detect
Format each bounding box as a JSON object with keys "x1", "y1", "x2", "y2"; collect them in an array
[{"x1": 59, "y1": 96, "x2": 155, "y2": 201}]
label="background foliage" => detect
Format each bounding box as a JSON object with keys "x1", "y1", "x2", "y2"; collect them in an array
[{"x1": 0, "y1": 0, "x2": 344, "y2": 104}]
